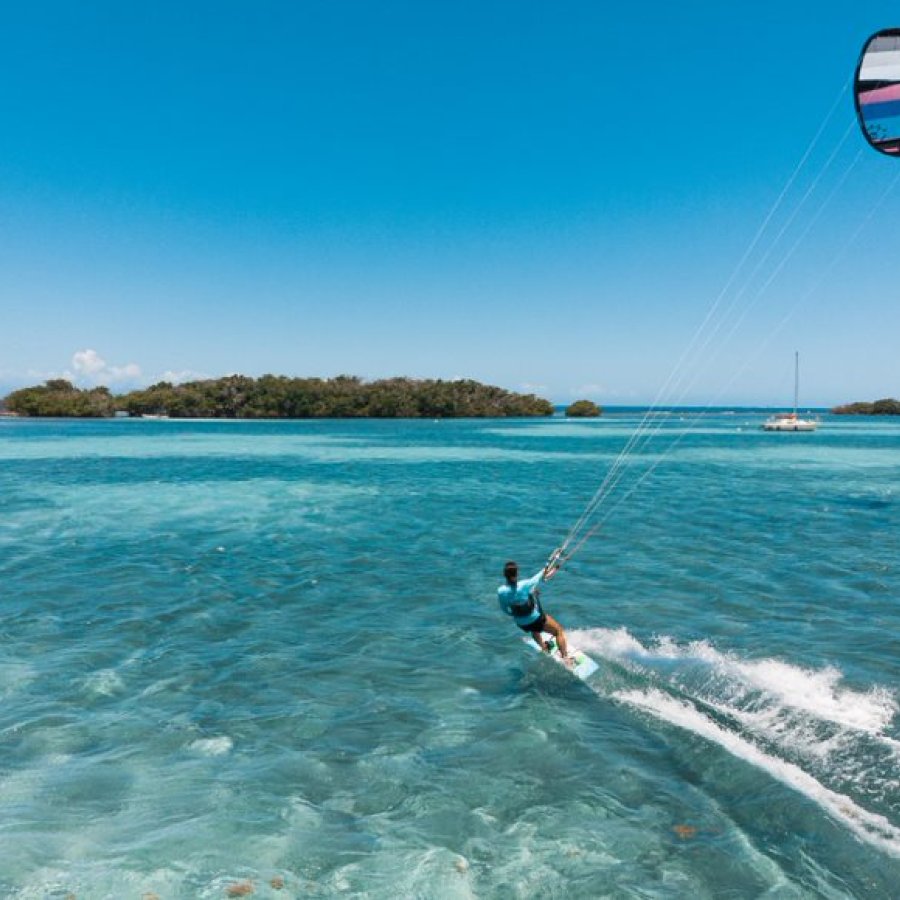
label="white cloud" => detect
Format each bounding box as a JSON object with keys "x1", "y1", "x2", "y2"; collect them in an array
[
  {"x1": 72, "y1": 349, "x2": 106, "y2": 376},
  {"x1": 570, "y1": 383, "x2": 606, "y2": 397},
  {"x1": 160, "y1": 369, "x2": 208, "y2": 385},
  {"x1": 519, "y1": 382, "x2": 548, "y2": 394},
  {"x1": 576, "y1": 386, "x2": 640, "y2": 401},
  {"x1": 67, "y1": 349, "x2": 142, "y2": 387}
]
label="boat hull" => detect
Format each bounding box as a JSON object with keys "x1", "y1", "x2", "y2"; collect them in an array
[{"x1": 762, "y1": 416, "x2": 817, "y2": 432}]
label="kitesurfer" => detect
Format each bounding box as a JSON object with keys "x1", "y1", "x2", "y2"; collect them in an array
[{"x1": 498, "y1": 557, "x2": 571, "y2": 661}]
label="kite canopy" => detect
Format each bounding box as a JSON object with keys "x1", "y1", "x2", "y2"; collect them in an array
[{"x1": 854, "y1": 29, "x2": 900, "y2": 156}]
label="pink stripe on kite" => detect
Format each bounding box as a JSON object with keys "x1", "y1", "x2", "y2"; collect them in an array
[{"x1": 859, "y1": 82, "x2": 900, "y2": 104}]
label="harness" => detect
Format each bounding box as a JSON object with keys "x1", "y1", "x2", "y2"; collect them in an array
[{"x1": 508, "y1": 582, "x2": 540, "y2": 619}]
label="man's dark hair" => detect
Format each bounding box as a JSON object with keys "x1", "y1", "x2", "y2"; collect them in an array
[{"x1": 503, "y1": 561, "x2": 518, "y2": 582}]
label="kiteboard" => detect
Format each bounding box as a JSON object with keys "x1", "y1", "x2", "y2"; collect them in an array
[{"x1": 524, "y1": 633, "x2": 599, "y2": 681}]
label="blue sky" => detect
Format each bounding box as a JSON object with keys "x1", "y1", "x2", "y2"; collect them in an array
[{"x1": 2, "y1": 1, "x2": 899, "y2": 406}]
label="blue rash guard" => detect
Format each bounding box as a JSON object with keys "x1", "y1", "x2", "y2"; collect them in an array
[{"x1": 497, "y1": 568, "x2": 546, "y2": 627}]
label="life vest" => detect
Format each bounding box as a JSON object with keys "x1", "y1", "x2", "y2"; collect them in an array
[{"x1": 509, "y1": 585, "x2": 539, "y2": 618}]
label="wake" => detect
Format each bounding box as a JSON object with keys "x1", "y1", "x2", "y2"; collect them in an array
[{"x1": 571, "y1": 627, "x2": 900, "y2": 857}]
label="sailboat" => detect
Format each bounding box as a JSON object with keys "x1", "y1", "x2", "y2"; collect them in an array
[{"x1": 762, "y1": 352, "x2": 817, "y2": 432}]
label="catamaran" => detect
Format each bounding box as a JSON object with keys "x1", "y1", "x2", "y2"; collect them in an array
[{"x1": 763, "y1": 352, "x2": 817, "y2": 432}]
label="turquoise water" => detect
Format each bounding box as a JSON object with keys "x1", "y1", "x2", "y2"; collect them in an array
[{"x1": 1, "y1": 414, "x2": 898, "y2": 898}]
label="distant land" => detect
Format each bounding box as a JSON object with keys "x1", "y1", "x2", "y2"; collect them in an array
[
  {"x1": 3, "y1": 377, "x2": 897, "y2": 420},
  {"x1": 1, "y1": 376, "x2": 557, "y2": 419},
  {"x1": 831, "y1": 399, "x2": 900, "y2": 415},
  {"x1": 564, "y1": 399, "x2": 602, "y2": 417}
]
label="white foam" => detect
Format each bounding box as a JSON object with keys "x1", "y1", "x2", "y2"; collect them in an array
[
  {"x1": 615, "y1": 688, "x2": 900, "y2": 858},
  {"x1": 575, "y1": 627, "x2": 898, "y2": 737},
  {"x1": 82, "y1": 668, "x2": 125, "y2": 697},
  {"x1": 576, "y1": 626, "x2": 648, "y2": 660},
  {"x1": 733, "y1": 659, "x2": 895, "y2": 734},
  {"x1": 189, "y1": 736, "x2": 233, "y2": 756}
]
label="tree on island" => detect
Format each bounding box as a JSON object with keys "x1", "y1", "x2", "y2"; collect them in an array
[
  {"x1": 3, "y1": 380, "x2": 117, "y2": 417},
  {"x1": 873, "y1": 398, "x2": 900, "y2": 415},
  {"x1": 3, "y1": 375, "x2": 555, "y2": 419},
  {"x1": 565, "y1": 399, "x2": 602, "y2": 417},
  {"x1": 831, "y1": 398, "x2": 900, "y2": 416}
]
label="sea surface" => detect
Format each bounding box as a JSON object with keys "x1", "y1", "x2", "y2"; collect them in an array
[{"x1": 1, "y1": 413, "x2": 898, "y2": 898}]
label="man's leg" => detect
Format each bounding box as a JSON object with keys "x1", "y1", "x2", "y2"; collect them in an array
[
  {"x1": 542, "y1": 614, "x2": 569, "y2": 658},
  {"x1": 529, "y1": 629, "x2": 549, "y2": 652}
]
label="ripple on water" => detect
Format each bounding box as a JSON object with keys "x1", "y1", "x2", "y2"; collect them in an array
[{"x1": 2, "y1": 418, "x2": 899, "y2": 896}]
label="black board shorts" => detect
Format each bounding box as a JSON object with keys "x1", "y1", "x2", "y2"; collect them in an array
[{"x1": 518, "y1": 613, "x2": 547, "y2": 634}]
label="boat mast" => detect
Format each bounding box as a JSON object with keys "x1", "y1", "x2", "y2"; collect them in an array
[{"x1": 794, "y1": 350, "x2": 799, "y2": 416}]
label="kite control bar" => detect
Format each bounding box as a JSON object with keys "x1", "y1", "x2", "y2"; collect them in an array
[{"x1": 544, "y1": 547, "x2": 567, "y2": 579}]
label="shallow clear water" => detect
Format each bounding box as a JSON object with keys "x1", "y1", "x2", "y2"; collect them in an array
[{"x1": 0, "y1": 414, "x2": 898, "y2": 898}]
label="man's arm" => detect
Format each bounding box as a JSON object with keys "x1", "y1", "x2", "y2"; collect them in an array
[{"x1": 518, "y1": 570, "x2": 546, "y2": 593}]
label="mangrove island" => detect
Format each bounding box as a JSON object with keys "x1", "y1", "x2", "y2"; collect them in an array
[
  {"x1": 2, "y1": 375, "x2": 555, "y2": 419},
  {"x1": 565, "y1": 399, "x2": 602, "y2": 417},
  {"x1": 831, "y1": 398, "x2": 900, "y2": 416}
]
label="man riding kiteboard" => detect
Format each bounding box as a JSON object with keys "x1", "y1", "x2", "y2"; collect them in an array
[{"x1": 497, "y1": 552, "x2": 572, "y2": 663}]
